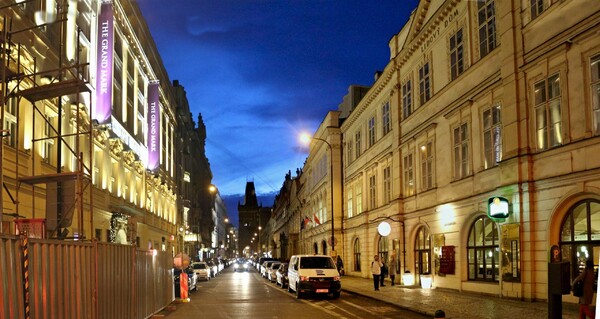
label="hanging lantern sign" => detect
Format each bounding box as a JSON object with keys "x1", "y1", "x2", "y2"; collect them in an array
[{"x1": 488, "y1": 196, "x2": 510, "y2": 221}]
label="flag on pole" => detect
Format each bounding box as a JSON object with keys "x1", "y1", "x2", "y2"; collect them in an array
[
  {"x1": 304, "y1": 216, "x2": 312, "y2": 226},
  {"x1": 314, "y1": 214, "x2": 321, "y2": 225}
]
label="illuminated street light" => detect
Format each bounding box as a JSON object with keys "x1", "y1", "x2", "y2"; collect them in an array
[
  {"x1": 209, "y1": 184, "x2": 217, "y2": 193},
  {"x1": 300, "y1": 132, "x2": 336, "y2": 252}
]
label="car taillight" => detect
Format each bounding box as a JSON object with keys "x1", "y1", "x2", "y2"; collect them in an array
[
  {"x1": 333, "y1": 276, "x2": 341, "y2": 281},
  {"x1": 300, "y1": 276, "x2": 309, "y2": 281}
]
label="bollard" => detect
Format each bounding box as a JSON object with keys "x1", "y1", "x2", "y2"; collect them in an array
[{"x1": 434, "y1": 309, "x2": 446, "y2": 318}]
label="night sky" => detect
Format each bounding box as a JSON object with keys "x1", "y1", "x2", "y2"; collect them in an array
[{"x1": 137, "y1": 0, "x2": 420, "y2": 226}]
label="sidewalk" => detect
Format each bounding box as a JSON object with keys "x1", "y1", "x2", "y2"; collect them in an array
[{"x1": 340, "y1": 276, "x2": 581, "y2": 319}]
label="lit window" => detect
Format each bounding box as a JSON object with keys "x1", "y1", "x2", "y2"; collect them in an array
[
  {"x1": 534, "y1": 73, "x2": 562, "y2": 150},
  {"x1": 483, "y1": 105, "x2": 502, "y2": 168},
  {"x1": 420, "y1": 141, "x2": 434, "y2": 191},
  {"x1": 591, "y1": 55, "x2": 600, "y2": 135},
  {"x1": 403, "y1": 153, "x2": 414, "y2": 196},
  {"x1": 467, "y1": 216, "x2": 499, "y2": 282}
]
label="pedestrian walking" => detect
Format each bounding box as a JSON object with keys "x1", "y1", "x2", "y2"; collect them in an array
[
  {"x1": 336, "y1": 255, "x2": 344, "y2": 276},
  {"x1": 371, "y1": 255, "x2": 383, "y2": 291},
  {"x1": 389, "y1": 254, "x2": 397, "y2": 286},
  {"x1": 380, "y1": 260, "x2": 388, "y2": 287},
  {"x1": 573, "y1": 259, "x2": 596, "y2": 319}
]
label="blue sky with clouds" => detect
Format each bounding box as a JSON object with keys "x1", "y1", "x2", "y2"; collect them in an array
[{"x1": 137, "y1": 0, "x2": 419, "y2": 226}]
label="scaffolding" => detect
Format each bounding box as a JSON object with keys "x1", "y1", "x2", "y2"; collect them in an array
[{"x1": 1, "y1": 0, "x2": 93, "y2": 239}]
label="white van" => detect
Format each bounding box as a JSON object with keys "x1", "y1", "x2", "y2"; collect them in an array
[{"x1": 287, "y1": 255, "x2": 341, "y2": 299}]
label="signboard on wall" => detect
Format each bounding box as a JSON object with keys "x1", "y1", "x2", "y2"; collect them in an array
[
  {"x1": 488, "y1": 196, "x2": 510, "y2": 220},
  {"x1": 146, "y1": 81, "x2": 160, "y2": 171},
  {"x1": 94, "y1": 1, "x2": 114, "y2": 124},
  {"x1": 439, "y1": 245, "x2": 455, "y2": 275}
]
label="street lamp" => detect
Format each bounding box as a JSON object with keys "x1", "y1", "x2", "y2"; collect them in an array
[{"x1": 300, "y1": 132, "x2": 335, "y2": 253}]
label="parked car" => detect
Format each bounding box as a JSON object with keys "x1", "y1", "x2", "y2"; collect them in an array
[
  {"x1": 261, "y1": 261, "x2": 276, "y2": 277},
  {"x1": 288, "y1": 255, "x2": 341, "y2": 299},
  {"x1": 191, "y1": 262, "x2": 211, "y2": 281},
  {"x1": 233, "y1": 259, "x2": 249, "y2": 272},
  {"x1": 267, "y1": 262, "x2": 281, "y2": 282},
  {"x1": 276, "y1": 263, "x2": 289, "y2": 288}
]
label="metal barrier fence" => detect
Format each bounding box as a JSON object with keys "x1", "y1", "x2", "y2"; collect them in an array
[{"x1": 0, "y1": 234, "x2": 174, "y2": 319}]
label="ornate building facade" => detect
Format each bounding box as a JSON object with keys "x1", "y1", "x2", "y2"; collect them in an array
[
  {"x1": 285, "y1": 0, "x2": 600, "y2": 303},
  {"x1": 0, "y1": 0, "x2": 216, "y2": 257}
]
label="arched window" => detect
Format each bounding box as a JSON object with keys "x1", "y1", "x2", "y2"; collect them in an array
[
  {"x1": 414, "y1": 226, "x2": 431, "y2": 275},
  {"x1": 322, "y1": 240, "x2": 327, "y2": 255},
  {"x1": 353, "y1": 238, "x2": 361, "y2": 271},
  {"x1": 560, "y1": 199, "x2": 600, "y2": 279},
  {"x1": 313, "y1": 242, "x2": 318, "y2": 254},
  {"x1": 467, "y1": 216, "x2": 499, "y2": 281},
  {"x1": 378, "y1": 236, "x2": 389, "y2": 264}
]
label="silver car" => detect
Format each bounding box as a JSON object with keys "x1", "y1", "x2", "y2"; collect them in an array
[
  {"x1": 191, "y1": 262, "x2": 211, "y2": 281},
  {"x1": 267, "y1": 262, "x2": 281, "y2": 282}
]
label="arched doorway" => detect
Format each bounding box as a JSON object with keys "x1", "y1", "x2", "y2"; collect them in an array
[
  {"x1": 559, "y1": 199, "x2": 600, "y2": 279},
  {"x1": 414, "y1": 226, "x2": 431, "y2": 277},
  {"x1": 467, "y1": 216, "x2": 498, "y2": 281},
  {"x1": 353, "y1": 238, "x2": 361, "y2": 271}
]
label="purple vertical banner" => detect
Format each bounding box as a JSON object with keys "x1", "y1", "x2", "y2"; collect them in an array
[
  {"x1": 147, "y1": 81, "x2": 160, "y2": 171},
  {"x1": 94, "y1": 1, "x2": 114, "y2": 124}
]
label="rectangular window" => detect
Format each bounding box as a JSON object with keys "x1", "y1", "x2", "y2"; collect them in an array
[
  {"x1": 403, "y1": 153, "x2": 414, "y2": 196},
  {"x1": 478, "y1": 0, "x2": 497, "y2": 58},
  {"x1": 347, "y1": 188, "x2": 353, "y2": 218},
  {"x1": 530, "y1": 0, "x2": 544, "y2": 19},
  {"x1": 43, "y1": 113, "x2": 56, "y2": 165},
  {"x1": 368, "y1": 117, "x2": 376, "y2": 147},
  {"x1": 355, "y1": 130, "x2": 362, "y2": 158},
  {"x1": 450, "y1": 28, "x2": 464, "y2": 80},
  {"x1": 534, "y1": 73, "x2": 562, "y2": 150},
  {"x1": 382, "y1": 102, "x2": 391, "y2": 135},
  {"x1": 483, "y1": 104, "x2": 502, "y2": 169},
  {"x1": 453, "y1": 122, "x2": 469, "y2": 179},
  {"x1": 383, "y1": 166, "x2": 391, "y2": 203},
  {"x1": 355, "y1": 181, "x2": 362, "y2": 214},
  {"x1": 347, "y1": 137, "x2": 353, "y2": 164},
  {"x1": 369, "y1": 175, "x2": 377, "y2": 210},
  {"x1": 419, "y1": 62, "x2": 431, "y2": 106},
  {"x1": 420, "y1": 141, "x2": 434, "y2": 190},
  {"x1": 402, "y1": 80, "x2": 412, "y2": 118},
  {"x1": 4, "y1": 96, "x2": 17, "y2": 147},
  {"x1": 591, "y1": 55, "x2": 600, "y2": 135}
]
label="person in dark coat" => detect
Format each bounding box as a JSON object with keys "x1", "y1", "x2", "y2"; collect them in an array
[
  {"x1": 573, "y1": 259, "x2": 596, "y2": 319},
  {"x1": 380, "y1": 260, "x2": 388, "y2": 287}
]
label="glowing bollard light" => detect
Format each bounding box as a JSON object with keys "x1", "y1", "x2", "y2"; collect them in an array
[
  {"x1": 402, "y1": 272, "x2": 415, "y2": 286},
  {"x1": 420, "y1": 274, "x2": 433, "y2": 289}
]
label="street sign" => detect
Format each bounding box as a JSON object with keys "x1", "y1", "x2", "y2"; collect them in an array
[
  {"x1": 327, "y1": 236, "x2": 338, "y2": 246},
  {"x1": 173, "y1": 253, "x2": 190, "y2": 270}
]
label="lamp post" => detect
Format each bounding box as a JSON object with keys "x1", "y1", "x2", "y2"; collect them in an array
[{"x1": 300, "y1": 133, "x2": 335, "y2": 253}]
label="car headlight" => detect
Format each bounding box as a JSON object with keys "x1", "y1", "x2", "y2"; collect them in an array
[
  {"x1": 233, "y1": 264, "x2": 239, "y2": 269},
  {"x1": 243, "y1": 264, "x2": 248, "y2": 269}
]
